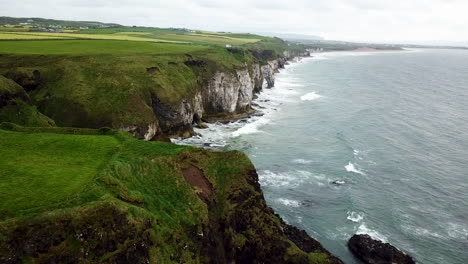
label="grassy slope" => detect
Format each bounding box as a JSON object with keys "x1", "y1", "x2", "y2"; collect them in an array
[
  {"x1": 0, "y1": 129, "x2": 119, "y2": 215},
  {"x1": 0, "y1": 126, "x2": 337, "y2": 263},
  {"x1": 0, "y1": 125, "x2": 207, "y2": 262}
]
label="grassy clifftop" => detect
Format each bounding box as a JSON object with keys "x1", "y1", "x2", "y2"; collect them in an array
[
  {"x1": 0, "y1": 31, "x2": 300, "y2": 133},
  {"x1": 0, "y1": 125, "x2": 341, "y2": 263}
]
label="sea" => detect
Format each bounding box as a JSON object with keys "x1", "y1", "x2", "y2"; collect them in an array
[{"x1": 174, "y1": 49, "x2": 468, "y2": 264}]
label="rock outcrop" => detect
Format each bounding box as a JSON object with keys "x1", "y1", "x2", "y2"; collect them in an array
[{"x1": 348, "y1": 234, "x2": 416, "y2": 264}]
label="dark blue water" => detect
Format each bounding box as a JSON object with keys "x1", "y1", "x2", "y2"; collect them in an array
[{"x1": 178, "y1": 49, "x2": 468, "y2": 263}]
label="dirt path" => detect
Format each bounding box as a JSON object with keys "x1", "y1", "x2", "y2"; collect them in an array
[{"x1": 182, "y1": 165, "x2": 213, "y2": 200}]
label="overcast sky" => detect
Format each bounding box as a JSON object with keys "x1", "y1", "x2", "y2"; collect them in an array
[{"x1": 1, "y1": 0, "x2": 468, "y2": 43}]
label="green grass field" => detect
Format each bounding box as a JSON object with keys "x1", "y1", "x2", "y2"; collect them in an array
[
  {"x1": 0, "y1": 39, "x2": 209, "y2": 55},
  {"x1": 153, "y1": 33, "x2": 259, "y2": 45},
  {"x1": 0, "y1": 126, "x2": 198, "y2": 217},
  {"x1": 0, "y1": 129, "x2": 119, "y2": 215}
]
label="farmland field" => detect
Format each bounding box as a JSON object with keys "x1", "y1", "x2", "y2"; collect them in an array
[
  {"x1": 0, "y1": 39, "x2": 209, "y2": 55},
  {"x1": 0, "y1": 32, "x2": 70, "y2": 40},
  {"x1": 0, "y1": 26, "x2": 263, "y2": 46},
  {"x1": 0, "y1": 31, "x2": 189, "y2": 43}
]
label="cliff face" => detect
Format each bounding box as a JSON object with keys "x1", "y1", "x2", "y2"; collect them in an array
[{"x1": 145, "y1": 52, "x2": 308, "y2": 139}]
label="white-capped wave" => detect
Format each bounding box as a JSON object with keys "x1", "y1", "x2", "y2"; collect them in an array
[
  {"x1": 300, "y1": 92, "x2": 322, "y2": 101},
  {"x1": 345, "y1": 162, "x2": 366, "y2": 175},
  {"x1": 296, "y1": 170, "x2": 327, "y2": 182},
  {"x1": 347, "y1": 211, "x2": 364, "y2": 223},
  {"x1": 231, "y1": 117, "x2": 270, "y2": 137},
  {"x1": 357, "y1": 223, "x2": 387, "y2": 242},
  {"x1": 258, "y1": 170, "x2": 298, "y2": 187},
  {"x1": 447, "y1": 222, "x2": 468, "y2": 240},
  {"x1": 292, "y1": 159, "x2": 313, "y2": 164},
  {"x1": 276, "y1": 198, "x2": 301, "y2": 208}
]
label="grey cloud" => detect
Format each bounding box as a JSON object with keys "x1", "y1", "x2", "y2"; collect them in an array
[{"x1": 0, "y1": 0, "x2": 467, "y2": 42}]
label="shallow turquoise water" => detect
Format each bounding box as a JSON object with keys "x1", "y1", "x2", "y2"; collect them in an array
[{"x1": 177, "y1": 49, "x2": 468, "y2": 263}]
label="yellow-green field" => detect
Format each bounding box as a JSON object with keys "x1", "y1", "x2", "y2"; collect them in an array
[
  {"x1": 0, "y1": 32, "x2": 70, "y2": 40},
  {"x1": 0, "y1": 28, "x2": 261, "y2": 45}
]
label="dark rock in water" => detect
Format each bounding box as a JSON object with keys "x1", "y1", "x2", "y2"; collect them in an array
[
  {"x1": 348, "y1": 234, "x2": 416, "y2": 264},
  {"x1": 301, "y1": 200, "x2": 314, "y2": 207},
  {"x1": 331, "y1": 180, "x2": 346, "y2": 185}
]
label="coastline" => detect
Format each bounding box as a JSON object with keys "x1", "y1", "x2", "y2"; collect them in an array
[
  {"x1": 173, "y1": 50, "x2": 406, "y2": 262},
  {"x1": 172, "y1": 55, "x2": 309, "y2": 149},
  {"x1": 185, "y1": 48, "x2": 468, "y2": 264}
]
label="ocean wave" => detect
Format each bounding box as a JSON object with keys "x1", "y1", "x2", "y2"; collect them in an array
[
  {"x1": 296, "y1": 170, "x2": 327, "y2": 182},
  {"x1": 402, "y1": 225, "x2": 445, "y2": 239},
  {"x1": 345, "y1": 162, "x2": 366, "y2": 175},
  {"x1": 356, "y1": 223, "x2": 387, "y2": 242},
  {"x1": 276, "y1": 198, "x2": 301, "y2": 208},
  {"x1": 300, "y1": 92, "x2": 322, "y2": 101},
  {"x1": 258, "y1": 170, "x2": 298, "y2": 187},
  {"x1": 292, "y1": 159, "x2": 313, "y2": 164},
  {"x1": 347, "y1": 211, "x2": 364, "y2": 223},
  {"x1": 231, "y1": 116, "x2": 271, "y2": 137},
  {"x1": 329, "y1": 226, "x2": 353, "y2": 240}
]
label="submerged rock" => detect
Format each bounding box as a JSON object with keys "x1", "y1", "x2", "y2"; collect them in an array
[
  {"x1": 331, "y1": 180, "x2": 346, "y2": 185},
  {"x1": 348, "y1": 234, "x2": 416, "y2": 264}
]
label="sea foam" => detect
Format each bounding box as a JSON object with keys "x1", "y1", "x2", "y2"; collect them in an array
[
  {"x1": 276, "y1": 198, "x2": 301, "y2": 208},
  {"x1": 347, "y1": 211, "x2": 364, "y2": 223},
  {"x1": 258, "y1": 170, "x2": 298, "y2": 187},
  {"x1": 300, "y1": 92, "x2": 322, "y2": 101},
  {"x1": 357, "y1": 223, "x2": 387, "y2": 242},
  {"x1": 292, "y1": 159, "x2": 313, "y2": 164},
  {"x1": 345, "y1": 162, "x2": 366, "y2": 175}
]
